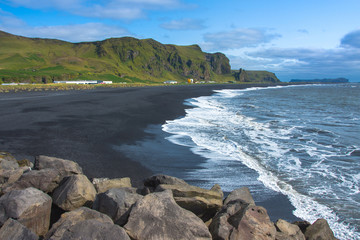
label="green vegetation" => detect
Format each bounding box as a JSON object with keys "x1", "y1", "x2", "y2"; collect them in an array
[
  {"x1": 232, "y1": 68, "x2": 280, "y2": 83},
  {"x1": 0, "y1": 83, "x2": 162, "y2": 93},
  {"x1": 0, "y1": 31, "x2": 280, "y2": 84}
]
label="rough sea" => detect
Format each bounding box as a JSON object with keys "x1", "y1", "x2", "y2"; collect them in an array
[{"x1": 162, "y1": 83, "x2": 360, "y2": 239}]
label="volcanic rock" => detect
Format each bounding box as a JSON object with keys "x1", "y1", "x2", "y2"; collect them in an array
[
  {"x1": 156, "y1": 183, "x2": 223, "y2": 222},
  {"x1": 209, "y1": 199, "x2": 276, "y2": 240},
  {"x1": 143, "y1": 174, "x2": 188, "y2": 190},
  {"x1": 93, "y1": 188, "x2": 143, "y2": 226},
  {"x1": 34, "y1": 155, "x2": 83, "y2": 179},
  {"x1": 0, "y1": 218, "x2": 38, "y2": 240},
  {"x1": 0, "y1": 168, "x2": 24, "y2": 190},
  {"x1": 2, "y1": 168, "x2": 61, "y2": 194},
  {"x1": 124, "y1": 190, "x2": 212, "y2": 240},
  {"x1": 275, "y1": 219, "x2": 305, "y2": 240},
  {"x1": 304, "y1": 219, "x2": 336, "y2": 240},
  {"x1": 92, "y1": 177, "x2": 132, "y2": 193},
  {"x1": 45, "y1": 207, "x2": 129, "y2": 240},
  {"x1": 224, "y1": 187, "x2": 255, "y2": 205},
  {"x1": 0, "y1": 151, "x2": 19, "y2": 170},
  {"x1": 0, "y1": 187, "x2": 52, "y2": 236},
  {"x1": 52, "y1": 174, "x2": 96, "y2": 211}
]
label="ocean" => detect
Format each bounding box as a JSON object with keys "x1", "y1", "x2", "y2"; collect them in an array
[{"x1": 162, "y1": 83, "x2": 360, "y2": 239}]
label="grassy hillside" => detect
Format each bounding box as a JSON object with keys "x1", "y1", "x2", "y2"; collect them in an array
[
  {"x1": 0, "y1": 31, "x2": 235, "y2": 84},
  {"x1": 0, "y1": 31, "x2": 279, "y2": 84}
]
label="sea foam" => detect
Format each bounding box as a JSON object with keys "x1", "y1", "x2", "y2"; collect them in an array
[{"x1": 163, "y1": 84, "x2": 360, "y2": 239}]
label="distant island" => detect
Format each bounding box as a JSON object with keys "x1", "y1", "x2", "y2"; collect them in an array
[{"x1": 290, "y1": 78, "x2": 349, "y2": 83}]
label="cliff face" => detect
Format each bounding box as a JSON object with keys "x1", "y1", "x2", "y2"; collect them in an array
[
  {"x1": 233, "y1": 68, "x2": 280, "y2": 83},
  {"x1": 0, "y1": 31, "x2": 231, "y2": 83}
]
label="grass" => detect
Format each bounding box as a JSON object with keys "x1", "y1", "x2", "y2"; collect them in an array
[
  {"x1": 0, "y1": 31, "x2": 280, "y2": 85},
  {"x1": 0, "y1": 31, "x2": 234, "y2": 84}
]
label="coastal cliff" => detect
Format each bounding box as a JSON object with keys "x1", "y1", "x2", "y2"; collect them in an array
[
  {"x1": 0, "y1": 31, "x2": 279, "y2": 84},
  {"x1": 0, "y1": 151, "x2": 337, "y2": 239},
  {"x1": 233, "y1": 68, "x2": 280, "y2": 83}
]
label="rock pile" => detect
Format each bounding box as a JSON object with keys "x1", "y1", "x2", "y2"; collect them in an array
[{"x1": 0, "y1": 151, "x2": 338, "y2": 240}]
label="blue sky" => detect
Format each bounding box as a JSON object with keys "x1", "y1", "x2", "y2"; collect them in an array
[{"x1": 1, "y1": 0, "x2": 360, "y2": 81}]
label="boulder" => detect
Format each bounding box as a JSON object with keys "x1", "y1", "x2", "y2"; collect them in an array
[
  {"x1": 144, "y1": 174, "x2": 223, "y2": 221},
  {"x1": 34, "y1": 155, "x2": 83, "y2": 179},
  {"x1": 209, "y1": 199, "x2": 248, "y2": 239},
  {"x1": 124, "y1": 190, "x2": 212, "y2": 240},
  {"x1": 46, "y1": 207, "x2": 113, "y2": 237},
  {"x1": 0, "y1": 218, "x2": 38, "y2": 240},
  {"x1": 93, "y1": 188, "x2": 143, "y2": 226},
  {"x1": 0, "y1": 187, "x2": 52, "y2": 236},
  {"x1": 52, "y1": 174, "x2": 96, "y2": 211},
  {"x1": 0, "y1": 168, "x2": 25, "y2": 189},
  {"x1": 45, "y1": 207, "x2": 130, "y2": 240},
  {"x1": 304, "y1": 219, "x2": 336, "y2": 240},
  {"x1": 0, "y1": 151, "x2": 19, "y2": 170},
  {"x1": 92, "y1": 177, "x2": 132, "y2": 193},
  {"x1": 224, "y1": 187, "x2": 255, "y2": 205},
  {"x1": 143, "y1": 174, "x2": 188, "y2": 191},
  {"x1": 2, "y1": 168, "x2": 61, "y2": 194},
  {"x1": 292, "y1": 221, "x2": 311, "y2": 233},
  {"x1": 17, "y1": 158, "x2": 33, "y2": 168},
  {"x1": 209, "y1": 200, "x2": 276, "y2": 240},
  {"x1": 49, "y1": 219, "x2": 130, "y2": 240},
  {"x1": 156, "y1": 183, "x2": 223, "y2": 222},
  {"x1": 275, "y1": 219, "x2": 305, "y2": 240}
]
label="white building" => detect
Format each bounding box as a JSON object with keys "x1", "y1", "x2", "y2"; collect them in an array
[
  {"x1": 1, "y1": 83, "x2": 18, "y2": 86},
  {"x1": 54, "y1": 80, "x2": 112, "y2": 84},
  {"x1": 101, "y1": 81, "x2": 113, "y2": 84},
  {"x1": 163, "y1": 80, "x2": 178, "y2": 84}
]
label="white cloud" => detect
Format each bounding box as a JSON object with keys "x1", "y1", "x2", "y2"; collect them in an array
[
  {"x1": 228, "y1": 46, "x2": 360, "y2": 80},
  {"x1": 341, "y1": 29, "x2": 360, "y2": 48},
  {"x1": 160, "y1": 18, "x2": 205, "y2": 30},
  {"x1": 223, "y1": 28, "x2": 360, "y2": 81},
  {"x1": 78, "y1": 5, "x2": 143, "y2": 20},
  {"x1": 3, "y1": 0, "x2": 83, "y2": 10},
  {"x1": 297, "y1": 29, "x2": 309, "y2": 34},
  {"x1": 3, "y1": 0, "x2": 183, "y2": 19},
  {"x1": 0, "y1": 8, "x2": 26, "y2": 28},
  {"x1": 0, "y1": 10, "x2": 129, "y2": 42},
  {"x1": 201, "y1": 28, "x2": 281, "y2": 51},
  {"x1": 22, "y1": 23, "x2": 129, "y2": 42}
]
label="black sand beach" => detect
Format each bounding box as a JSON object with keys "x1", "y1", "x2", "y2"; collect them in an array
[{"x1": 0, "y1": 83, "x2": 299, "y2": 222}]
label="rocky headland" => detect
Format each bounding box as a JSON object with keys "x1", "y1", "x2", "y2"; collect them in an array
[{"x1": 0, "y1": 151, "x2": 337, "y2": 240}]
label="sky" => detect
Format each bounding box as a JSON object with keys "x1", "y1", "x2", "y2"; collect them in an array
[{"x1": 0, "y1": 0, "x2": 360, "y2": 82}]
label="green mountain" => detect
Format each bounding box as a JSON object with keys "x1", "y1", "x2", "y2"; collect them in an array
[{"x1": 0, "y1": 31, "x2": 279, "y2": 84}]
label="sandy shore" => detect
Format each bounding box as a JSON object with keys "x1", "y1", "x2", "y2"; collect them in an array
[
  {"x1": 0, "y1": 85, "x2": 255, "y2": 182},
  {"x1": 0, "y1": 83, "x2": 299, "y2": 221}
]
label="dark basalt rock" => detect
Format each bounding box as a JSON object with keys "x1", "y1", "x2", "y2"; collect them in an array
[
  {"x1": 0, "y1": 151, "x2": 339, "y2": 240},
  {"x1": 93, "y1": 188, "x2": 143, "y2": 226},
  {"x1": 0, "y1": 187, "x2": 52, "y2": 236},
  {"x1": 0, "y1": 218, "x2": 38, "y2": 240},
  {"x1": 304, "y1": 219, "x2": 337, "y2": 240},
  {"x1": 52, "y1": 174, "x2": 96, "y2": 211},
  {"x1": 124, "y1": 190, "x2": 212, "y2": 240},
  {"x1": 45, "y1": 207, "x2": 129, "y2": 240}
]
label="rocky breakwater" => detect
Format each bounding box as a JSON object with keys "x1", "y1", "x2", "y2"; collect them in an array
[{"x1": 0, "y1": 151, "x2": 338, "y2": 240}]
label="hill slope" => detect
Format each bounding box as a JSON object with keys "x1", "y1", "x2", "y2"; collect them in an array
[{"x1": 0, "y1": 31, "x2": 279, "y2": 84}]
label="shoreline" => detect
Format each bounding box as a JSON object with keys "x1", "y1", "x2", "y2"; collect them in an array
[{"x1": 0, "y1": 83, "x2": 299, "y2": 221}]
